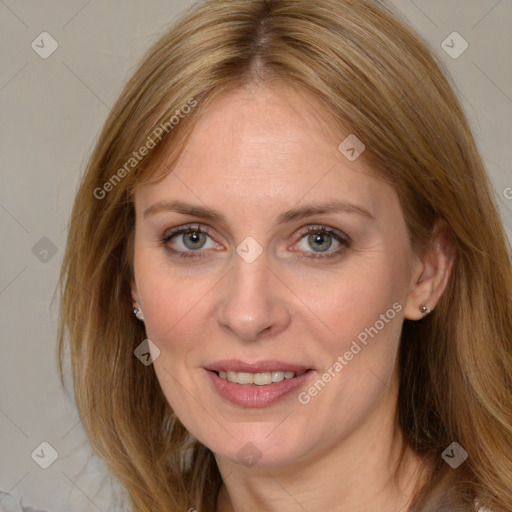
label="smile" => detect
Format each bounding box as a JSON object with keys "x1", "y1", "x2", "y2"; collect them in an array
[
  {"x1": 215, "y1": 370, "x2": 306, "y2": 385},
  {"x1": 205, "y1": 361, "x2": 314, "y2": 407}
]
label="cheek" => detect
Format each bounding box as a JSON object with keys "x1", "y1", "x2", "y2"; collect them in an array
[
  {"x1": 292, "y1": 262, "x2": 405, "y2": 437},
  {"x1": 134, "y1": 255, "x2": 215, "y2": 419},
  {"x1": 290, "y1": 255, "x2": 407, "y2": 355},
  {"x1": 134, "y1": 248, "x2": 220, "y2": 346}
]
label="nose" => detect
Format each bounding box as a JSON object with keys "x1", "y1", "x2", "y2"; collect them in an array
[{"x1": 215, "y1": 251, "x2": 291, "y2": 341}]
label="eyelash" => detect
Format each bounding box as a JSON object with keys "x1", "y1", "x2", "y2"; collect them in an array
[{"x1": 160, "y1": 223, "x2": 351, "y2": 260}]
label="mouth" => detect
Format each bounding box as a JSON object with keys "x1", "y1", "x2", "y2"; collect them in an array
[
  {"x1": 204, "y1": 359, "x2": 315, "y2": 407},
  {"x1": 205, "y1": 359, "x2": 312, "y2": 384},
  {"x1": 210, "y1": 369, "x2": 307, "y2": 385}
]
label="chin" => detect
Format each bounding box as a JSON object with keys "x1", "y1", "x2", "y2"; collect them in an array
[{"x1": 203, "y1": 424, "x2": 316, "y2": 470}]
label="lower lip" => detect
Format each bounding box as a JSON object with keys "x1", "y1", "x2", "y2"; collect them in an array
[{"x1": 205, "y1": 369, "x2": 314, "y2": 408}]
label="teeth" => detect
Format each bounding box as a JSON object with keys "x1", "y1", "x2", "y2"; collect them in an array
[
  {"x1": 271, "y1": 371, "x2": 285, "y2": 383},
  {"x1": 237, "y1": 372, "x2": 254, "y2": 385},
  {"x1": 217, "y1": 370, "x2": 304, "y2": 385},
  {"x1": 254, "y1": 372, "x2": 273, "y2": 385}
]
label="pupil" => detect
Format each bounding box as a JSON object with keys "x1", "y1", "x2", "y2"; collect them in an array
[
  {"x1": 309, "y1": 232, "x2": 331, "y2": 252},
  {"x1": 184, "y1": 231, "x2": 205, "y2": 249}
]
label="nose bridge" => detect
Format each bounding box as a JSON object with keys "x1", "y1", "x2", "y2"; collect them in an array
[
  {"x1": 216, "y1": 246, "x2": 288, "y2": 340},
  {"x1": 233, "y1": 248, "x2": 270, "y2": 295}
]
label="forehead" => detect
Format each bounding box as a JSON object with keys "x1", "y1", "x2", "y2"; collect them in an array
[
  {"x1": 135, "y1": 82, "x2": 396, "y2": 222},
  {"x1": 177, "y1": 83, "x2": 346, "y2": 177}
]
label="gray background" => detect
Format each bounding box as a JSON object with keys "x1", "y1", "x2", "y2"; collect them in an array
[{"x1": 0, "y1": 1, "x2": 511, "y2": 511}]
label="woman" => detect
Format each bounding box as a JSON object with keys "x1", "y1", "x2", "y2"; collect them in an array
[{"x1": 58, "y1": 0, "x2": 512, "y2": 511}]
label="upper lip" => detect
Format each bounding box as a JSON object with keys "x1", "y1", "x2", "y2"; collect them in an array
[{"x1": 206, "y1": 359, "x2": 311, "y2": 373}]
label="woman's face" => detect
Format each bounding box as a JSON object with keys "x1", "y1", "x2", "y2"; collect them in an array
[{"x1": 131, "y1": 82, "x2": 423, "y2": 469}]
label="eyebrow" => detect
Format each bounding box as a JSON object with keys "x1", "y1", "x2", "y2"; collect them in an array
[{"x1": 143, "y1": 199, "x2": 375, "y2": 224}]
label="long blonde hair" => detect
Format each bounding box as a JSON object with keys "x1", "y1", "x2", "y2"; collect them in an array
[{"x1": 58, "y1": 1, "x2": 512, "y2": 510}]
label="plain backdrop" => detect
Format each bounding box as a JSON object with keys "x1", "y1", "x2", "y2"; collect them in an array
[{"x1": 1, "y1": 1, "x2": 511, "y2": 511}]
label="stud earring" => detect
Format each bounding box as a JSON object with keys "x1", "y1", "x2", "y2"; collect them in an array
[
  {"x1": 133, "y1": 306, "x2": 145, "y2": 321},
  {"x1": 419, "y1": 303, "x2": 431, "y2": 315}
]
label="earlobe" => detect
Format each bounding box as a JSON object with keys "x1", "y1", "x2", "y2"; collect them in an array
[
  {"x1": 404, "y1": 220, "x2": 455, "y2": 321},
  {"x1": 419, "y1": 303, "x2": 431, "y2": 316},
  {"x1": 403, "y1": 260, "x2": 436, "y2": 320},
  {"x1": 133, "y1": 306, "x2": 145, "y2": 321}
]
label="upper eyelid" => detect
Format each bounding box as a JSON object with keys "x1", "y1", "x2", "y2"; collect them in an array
[
  {"x1": 163, "y1": 223, "x2": 212, "y2": 236},
  {"x1": 301, "y1": 225, "x2": 350, "y2": 240}
]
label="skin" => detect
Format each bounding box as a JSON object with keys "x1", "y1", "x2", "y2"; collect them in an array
[{"x1": 130, "y1": 81, "x2": 454, "y2": 512}]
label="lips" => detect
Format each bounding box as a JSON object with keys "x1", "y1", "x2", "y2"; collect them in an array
[
  {"x1": 204, "y1": 359, "x2": 314, "y2": 407},
  {"x1": 205, "y1": 359, "x2": 311, "y2": 374}
]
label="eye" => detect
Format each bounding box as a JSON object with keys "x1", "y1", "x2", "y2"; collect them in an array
[
  {"x1": 161, "y1": 223, "x2": 351, "y2": 260},
  {"x1": 161, "y1": 224, "x2": 219, "y2": 258},
  {"x1": 292, "y1": 226, "x2": 351, "y2": 260}
]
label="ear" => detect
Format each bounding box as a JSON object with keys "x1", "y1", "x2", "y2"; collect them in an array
[
  {"x1": 404, "y1": 219, "x2": 455, "y2": 320},
  {"x1": 130, "y1": 278, "x2": 140, "y2": 307}
]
